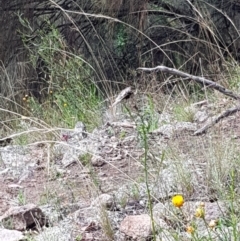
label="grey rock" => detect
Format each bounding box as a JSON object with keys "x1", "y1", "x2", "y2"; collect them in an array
[
  {"x1": 0, "y1": 146, "x2": 37, "y2": 180},
  {"x1": 91, "y1": 156, "x2": 105, "y2": 167},
  {"x1": 150, "y1": 163, "x2": 179, "y2": 200},
  {"x1": 62, "y1": 152, "x2": 78, "y2": 167},
  {"x1": 74, "y1": 121, "x2": 87, "y2": 139},
  {"x1": 0, "y1": 228, "x2": 25, "y2": 241},
  {"x1": 153, "y1": 217, "x2": 170, "y2": 230},
  {"x1": 40, "y1": 202, "x2": 84, "y2": 224},
  {"x1": 0, "y1": 204, "x2": 48, "y2": 231},
  {"x1": 92, "y1": 194, "x2": 115, "y2": 210},
  {"x1": 152, "y1": 122, "x2": 197, "y2": 138},
  {"x1": 34, "y1": 220, "x2": 73, "y2": 241},
  {"x1": 120, "y1": 214, "x2": 152, "y2": 239},
  {"x1": 194, "y1": 110, "x2": 208, "y2": 123},
  {"x1": 60, "y1": 122, "x2": 87, "y2": 144},
  {"x1": 153, "y1": 202, "x2": 174, "y2": 222}
]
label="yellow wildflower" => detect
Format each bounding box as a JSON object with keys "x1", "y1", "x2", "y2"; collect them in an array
[
  {"x1": 63, "y1": 103, "x2": 67, "y2": 107},
  {"x1": 186, "y1": 226, "x2": 195, "y2": 234},
  {"x1": 195, "y1": 207, "x2": 205, "y2": 218},
  {"x1": 209, "y1": 220, "x2": 218, "y2": 229},
  {"x1": 172, "y1": 195, "x2": 184, "y2": 208}
]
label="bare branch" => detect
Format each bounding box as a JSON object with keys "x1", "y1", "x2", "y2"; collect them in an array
[
  {"x1": 194, "y1": 105, "x2": 240, "y2": 135},
  {"x1": 110, "y1": 87, "x2": 133, "y2": 107},
  {"x1": 137, "y1": 66, "x2": 240, "y2": 100}
]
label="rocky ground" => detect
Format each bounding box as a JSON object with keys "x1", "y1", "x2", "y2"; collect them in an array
[{"x1": 0, "y1": 98, "x2": 240, "y2": 241}]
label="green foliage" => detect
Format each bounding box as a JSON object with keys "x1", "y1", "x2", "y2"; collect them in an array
[
  {"x1": 79, "y1": 153, "x2": 92, "y2": 166},
  {"x1": 173, "y1": 100, "x2": 195, "y2": 122},
  {"x1": 130, "y1": 185, "x2": 140, "y2": 201},
  {"x1": 75, "y1": 235, "x2": 83, "y2": 241},
  {"x1": 15, "y1": 133, "x2": 29, "y2": 146},
  {"x1": 133, "y1": 103, "x2": 157, "y2": 241},
  {"x1": 115, "y1": 24, "x2": 128, "y2": 55},
  {"x1": 136, "y1": 95, "x2": 159, "y2": 140},
  {"x1": 144, "y1": 96, "x2": 159, "y2": 132},
  {"x1": 227, "y1": 65, "x2": 240, "y2": 91},
  {"x1": 17, "y1": 190, "x2": 26, "y2": 205},
  {"x1": 20, "y1": 19, "x2": 102, "y2": 129}
]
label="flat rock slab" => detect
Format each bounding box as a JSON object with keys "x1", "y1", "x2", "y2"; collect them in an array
[
  {"x1": 120, "y1": 214, "x2": 152, "y2": 239},
  {"x1": 0, "y1": 228, "x2": 24, "y2": 241}
]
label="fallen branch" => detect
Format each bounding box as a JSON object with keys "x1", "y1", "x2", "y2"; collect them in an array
[
  {"x1": 138, "y1": 65, "x2": 240, "y2": 135},
  {"x1": 137, "y1": 65, "x2": 240, "y2": 100},
  {"x1": 110, "y1": 87, "x2": 133, "y2": 107},
  {"x1": 194, "y1": 105, "x2": 240, "y2": 135}
]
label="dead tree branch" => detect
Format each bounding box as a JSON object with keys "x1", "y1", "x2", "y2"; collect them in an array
[
  {"x1": 194, "y1": 105, "x2": 240, "y2": 135},
  {"x1": 137, "y1": 65, "x2": 240, "y2": 135},
  {"x1": 137, "y1": 66, "x2": 240, "y2": 100}
]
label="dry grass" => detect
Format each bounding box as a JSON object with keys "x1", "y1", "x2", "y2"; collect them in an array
[{"x1": 1, "y1": 1, "x2": 240, "y2": 240}]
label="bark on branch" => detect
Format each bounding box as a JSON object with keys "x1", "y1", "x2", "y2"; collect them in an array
[
  {"x1": 137, "y1": 65, "x2": 240, "y2": 135},
  {"x1": 194, "y1": 105, "x2": 240, "y2": 135},
  {"x1": 137, "y1": 66, "x2": 240, "y2": 100}
]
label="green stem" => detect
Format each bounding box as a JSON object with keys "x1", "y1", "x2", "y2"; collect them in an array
[{"x1": 141, "y1": 124, "x2": 156, "y2": 241}]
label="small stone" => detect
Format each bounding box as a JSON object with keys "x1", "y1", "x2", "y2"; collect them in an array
[
  {"x1": 120, "y1": 214, "x2": 151, "y2": 239},
  {"x1": 92, "y1": 194, "x2": 114, "y2": 210},
  {"x1": 91, "y1": 156, "x2": 105, "y2": 167}
]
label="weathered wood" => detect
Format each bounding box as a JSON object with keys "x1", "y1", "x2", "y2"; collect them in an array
[
  {"x1": 194, "y1": 105, "x2": 240, "y2": 135},
  {"x1": 138, "y1": 65, "x2": 240, "y2": 135},
  {"x1": 111, "y1": 87, "x2": 133, "y2": 107},
  {"x1": 137, "y1": 66, "x2": 240, "y2": 100}
]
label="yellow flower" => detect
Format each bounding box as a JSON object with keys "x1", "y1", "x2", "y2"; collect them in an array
[
  {"x1": 209, "y1": 220, "x2": 218, "y2": 229},
  {"x1": 195, "y1": 207, "x2": 205, "y2": 218},
  {"x1": 186, "y1": 226, "x2": 195, "y2": 234},
  {"x1": 63, "y1": 103, "x2": 67, "y2": 107},
  {"x1": 172, "y1": 195, "x2": 184, "y2": 208}
]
